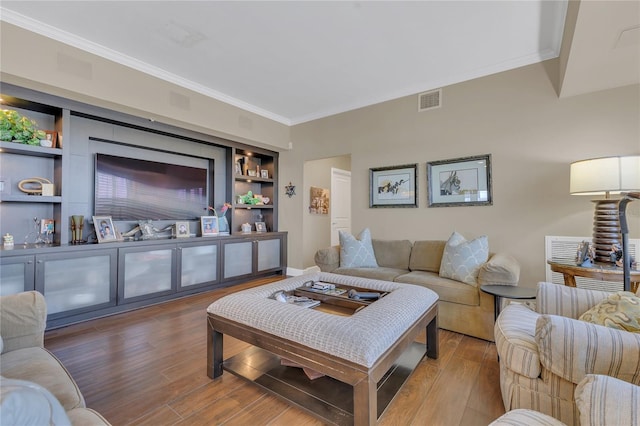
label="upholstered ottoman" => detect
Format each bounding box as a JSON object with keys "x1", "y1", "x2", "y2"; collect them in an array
[{"x1": 206, "y1": 272, "x2": 438, "y2": 426}]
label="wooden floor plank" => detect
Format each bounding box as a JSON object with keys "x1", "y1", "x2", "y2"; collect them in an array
[{"x1": 44, "y1": 278, "x2": 506, "y2": 426}]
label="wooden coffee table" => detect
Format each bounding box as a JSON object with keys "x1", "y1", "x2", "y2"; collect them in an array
[{"x1": 206, "y1": 274, "x2": 439, "y2": 426}]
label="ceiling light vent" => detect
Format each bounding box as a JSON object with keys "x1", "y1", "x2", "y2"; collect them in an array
[{"x1": 418, "y1": 89, "x2": 442, "y2": 112}]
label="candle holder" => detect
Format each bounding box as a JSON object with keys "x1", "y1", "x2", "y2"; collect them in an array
[{"x1": 71, "y1": 215, "x2": 86, "y2": 244}]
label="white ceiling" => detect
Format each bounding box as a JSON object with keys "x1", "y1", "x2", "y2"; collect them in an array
[{"x1": 1, "y1": 1, "x2": 638, "y2": 126}]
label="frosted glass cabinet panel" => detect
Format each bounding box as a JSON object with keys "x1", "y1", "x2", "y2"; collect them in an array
[
  {"x1": 257, "y1": 238, "x2": 281, "y2": 272},
  {"x1": 0, "y1": 255, "x2": 35, "y2": 296},
  {"x1": 223, "y1": 241, "x2": 253, "y2": 279},
  {"x1": 35, "y1": 250, "x2": 116, "y2": 315},
  {"x1": 120, "y1": 247, "x2": 175, "y2": 301},
  {"x1": 179, "y1": 242, "x2": 218, "y2": 289}
]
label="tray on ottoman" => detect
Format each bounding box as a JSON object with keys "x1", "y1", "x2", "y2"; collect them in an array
[{"x1": 206, "y1": 272, "x2": 439, "y2": 425}]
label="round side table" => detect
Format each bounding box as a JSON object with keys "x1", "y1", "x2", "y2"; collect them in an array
[{"x1": 480, "y1": 285, "x2": 537, "y2": 320}]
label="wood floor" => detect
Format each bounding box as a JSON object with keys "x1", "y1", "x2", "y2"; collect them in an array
[{"x1": 44, "y1": 277, "x2": 506, "y2": 426}]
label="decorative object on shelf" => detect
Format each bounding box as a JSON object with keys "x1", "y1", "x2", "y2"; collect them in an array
[
  {"x1": 24, "y1": 217, "x2": 44, "y2": 245},
  {"x1": 576, "y1": 240, "x2": 595, "y2": 267},
  {"x1": 175, "y1": 221, "x2": 190, "y2": 238},
  {"x1": 0, "y1": 109, "x2": 47, "y2": 145},
  {"x1": 247, "y1": 170, "x2": 257, "y2": 177},
  {"x1": 370, "y1": 163, "x2": 418, "y2": 208},
  {"x1": 70, "y1": 215, "x2": 85, "y2": 244},
  {"x1": 235, "y1": 161, "x2": 242, "y2": 175},
  {"x1": 610, "y1": 244, "x2": 624, "y2": 267},
  {"x1": 255, "y1": 222, "x2": 267, "y2": 233},
  {"x1": 426, "y1": 154, "x2": 492, "y2": 207},
  {"x1": 260, "y1": 169, "x2": 269, "y2": 179},
  {"x1": 44, "y1": 131, "x2": 58, "y2": 148},
  {"x1": 241, "y1": 223, "x2": 252, "y2": 233},
  {"x1": 285, "y1": 182, "x2": 296, "y2": 198},
  {"x1": 208, "y1": 203, "x2": 232, "y2": 234},
  {"x1": 17, "y1": 177, "x2": 53, "y2": 196},
  {"x1": 121, "y1": 220, "x2": 172, "y2": 240},
  {"x1": 309, "y1": 186, "x2": 329, "y2": 215},
  {"x1": 570, "y1": 156, "x2": 640, "y2": 263},
  {"x1": 92, "y1": 216, "x2": 118, "y2": 243},
  {"x1": 201, "y1": 216, "x2": 219, "y2": 236},
  {"x1": 237, "y1": 191, "x2": 260, "y2": 205},
  {"x1": 3, "y1": 233, "x2": 14, "y2": 247},
  {"x1": 40, "y1": 219, "x2": 54, "y2": 244}
]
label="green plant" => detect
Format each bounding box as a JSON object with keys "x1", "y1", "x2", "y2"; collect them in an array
[{"x1": 0, "y1": 109, "x2": 46, "y2": 145}]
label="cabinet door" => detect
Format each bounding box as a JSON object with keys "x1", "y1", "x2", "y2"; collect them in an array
[
  {"x1": 0, "y1": 255, "x2": 35, "y2": 296},
  {"x1": 119, "y1": 246, "x2": 176, "y2": 303},
  {"x1": 178, "y1": 241, "x2": 219, "y2": 290},
  {"x1": 257, "y1": 237, "x2": 282, "y2": 272},
  {"x1": 222, "y1": 239, "x2": 254, "y2": 280},
  {"x1": 35, "y1": 249, "x2": 116, "y2": 316}
]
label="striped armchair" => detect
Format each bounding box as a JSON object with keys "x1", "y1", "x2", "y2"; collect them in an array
[{"x1": 494, "y1": 282, "x2": 640, "y2": 426}]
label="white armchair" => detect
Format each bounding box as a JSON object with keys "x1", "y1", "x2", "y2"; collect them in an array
[{"x1": 494, "y1": 282, "x2": 640, "y2": 426}]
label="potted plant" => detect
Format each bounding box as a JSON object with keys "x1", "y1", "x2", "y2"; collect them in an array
[{"x1": 0, "y1": 109, "x2": 46, "y2": 145}]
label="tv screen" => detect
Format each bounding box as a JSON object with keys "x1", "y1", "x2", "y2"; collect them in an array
[{"x1": 95, "y1": 153, "x2": 208, "y2": 220}]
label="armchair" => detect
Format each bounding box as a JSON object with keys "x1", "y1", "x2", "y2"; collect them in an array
[{"x1": 494, "y1": 282, "x2": 640, "y2": 426}]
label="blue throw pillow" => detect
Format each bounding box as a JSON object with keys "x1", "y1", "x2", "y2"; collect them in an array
[{"x1": 339, "y1": 228, "x2": 378, "y2": 268}]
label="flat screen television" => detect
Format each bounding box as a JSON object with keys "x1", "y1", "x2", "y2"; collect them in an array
[{"x1": 95, "y1": 153, "x2": 208, "y2": 220}]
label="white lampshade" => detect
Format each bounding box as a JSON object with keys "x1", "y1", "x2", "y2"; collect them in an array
[{"x1": 570, "y1": 155, "x2": 640, "y2": 196}]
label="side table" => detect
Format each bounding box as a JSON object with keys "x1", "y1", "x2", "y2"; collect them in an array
[
  {"x1": 480, "y1": 285, "x2": 537, "y2": 321},
  {"x1": 547, "y1": 259, "x2": 639, "y2": 293}
]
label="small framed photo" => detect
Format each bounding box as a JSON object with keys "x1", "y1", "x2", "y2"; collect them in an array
[
  {"x1": 235, "y1": 161, "x2": 242, "y2": 175},
  {"x1": 44, "y1": 131, "x2": 58, "y2": 148},
  {"x1": 40, "y1": 219, "x2": 55, "y2": 234},
  {"x1": 93, "y1": 216, "x2": 117, "y2": 243},
  {"x1": 260, "y1": 169, "x2": 269, "y2": 179},
  {"x1": 255, "y1": 222, "x2": 267, "y2": 233},
  {"x1": 370, "y1": 163, "x2": 418, "y2": 208},
  {"x1": 247, "y1": 169, "x2": 257, "y2": 177},
  {"x1": 201, "y1": 216, "x2": 219, "y2": 236},
  {"x1": 427, "y1": 154, "x2": 492, "y2": 207},
  {"x1": 175, "y1": 221, "x2": 190, "y2": 238}
]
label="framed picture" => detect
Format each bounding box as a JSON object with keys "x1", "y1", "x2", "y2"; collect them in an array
[
  {"x1": 255, "y1": 222, "x2": 267, "y2": 232},
  {"x1": 235, "y1": 161, "x2": 242, "y2": 175},
  {"x1": 93, "y1": 216, "x2": 117, "y2": 243},
  {"x1": 369, "y1": 163, "x2": 418, "y2": 208},
  {"x1": 175, "y1": 221, "x2": 190, "y2": 238},
  {"x1": 44, "y1": 131, "x2": 58, "y2": 148},
  {"x1": 40, "y1": 218, "x2": 55, "y2": 234},
  {"x1": 260, "y1": 169, "x2": 269, "y2": 179},
  {"x1": 201, "y1": 216, "x2": 219, "y2": 236},
  {"x1": 309, "y1": 186, "x2": 330, "y2": 214},
  {"x1": 427, "y1": 154, "x2": 492, "y2": 207}
]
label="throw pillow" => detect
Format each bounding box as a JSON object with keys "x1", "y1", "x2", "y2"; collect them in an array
[
  {"x1": 439, "y1": 231, "x2": 489, "y2": 285},
  {"x1": 578, "y1": 291, "x2": 640, "y2": 333},
  {"x1": 339, "y1": 228, "x2": 378, "y2": 268}
]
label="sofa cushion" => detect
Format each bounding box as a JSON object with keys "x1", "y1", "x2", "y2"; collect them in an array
[
  {"x1": 439, "y1": 232, "x2": 488, "y2": 286},
  {"x1": 339, "y1": 228, "x2": 378, "y2": 268},
  {"x1": 578, "y1": 291, "x2": 640, "y2": 333},
  {"x1": 408, "y1": 240, "x2": 446, "y2": 272},
  {"x1": 372, "y1": 239, "x2": 412, "y2": 269},
  {"x1": 494, "y1": 303, "x2": 541, "y2": 379},
  {"x1": 0, "y1": 347, "x2": 85, "y2": 411},
  {"x1": 477, "y1": 253, "x2": 520, "y2": 286},
  {"x1": 575, "y1": 374, "x2": 640, "y2": 426},
  {"x1": 395, "y1": 271, "x2": 480, "y2": 306},
  {"x1": 334, "y1": 267, "x2": 408, "y2": 282},
  {"x1": 67, "y1": 408, "x2": 112, "y2": 425},
  {"x1": 0, "y1": 377, "x2": 71, "y2": 426}
]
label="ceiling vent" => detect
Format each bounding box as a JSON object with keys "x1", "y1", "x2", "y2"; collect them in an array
[{"x1": 418, "y1": 89, "x2": 442, "y2": 112}]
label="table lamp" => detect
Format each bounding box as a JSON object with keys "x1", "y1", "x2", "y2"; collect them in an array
[{"x1": 570, "y1": 155, "x2": 640, "y2": 263}]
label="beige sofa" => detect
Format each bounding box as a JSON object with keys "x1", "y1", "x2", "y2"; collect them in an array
[
  {"x1": 0, "y1": 291, "x2": 110, "y2": 425},
  {"x1": 315, "y1": 239, "x2": 520, "y2": 341}
]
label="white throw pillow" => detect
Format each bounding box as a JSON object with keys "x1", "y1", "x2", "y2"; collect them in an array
[
  {"x1": 339, "y1": 228, "x2": 378, "y2": 268},
  {"x1": 0, "y1": 378, "x2": 71, "y2": 426},
  {"x1": 439, "y1": 231, "x2": 489, "y2": 285}
]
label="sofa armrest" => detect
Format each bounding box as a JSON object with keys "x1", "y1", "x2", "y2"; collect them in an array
[
  {"x1": 0, "y1": 291, "x2": 46, "y2": 353},
  {"x1": 314, "y1": 246, "x2": 340, "y2": 272},
  {"x1": 575, "y1": 374, "x2": 640, "y2": 426},
  {"x1": 536, "y1": 314, "x2": 640, "y2": 386},
  {"x1": 477, "y1": 253, "x2": 520, "y2": 286},
  {"x1": 536, "y1": 282, "x2": 611, "y2": 318}
]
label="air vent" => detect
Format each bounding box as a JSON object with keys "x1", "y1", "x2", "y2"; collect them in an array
[{"x1": 418, "y1": 89, "x2": 441, "y2": 112}]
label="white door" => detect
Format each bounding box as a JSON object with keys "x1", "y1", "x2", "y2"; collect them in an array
[{"x1": 331, "y1": 168, "x2": 351, "y2": 246}]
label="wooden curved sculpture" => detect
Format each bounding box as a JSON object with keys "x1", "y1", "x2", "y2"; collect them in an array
[{"x1": 18, "y1": 177, "x2": 52, "y2": 195}]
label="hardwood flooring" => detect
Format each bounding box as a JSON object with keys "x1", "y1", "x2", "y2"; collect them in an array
[{"x1": 44, "y1": 277, "x2": 505, "y2": 425}]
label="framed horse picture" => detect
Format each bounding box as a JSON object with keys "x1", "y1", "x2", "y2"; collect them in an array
[
  {"x1": 427, "y1": 154, "x2": 492, "y2": 207},
  {"x1": 369, "y1": 163, "x2": 418, "y2": 208}
]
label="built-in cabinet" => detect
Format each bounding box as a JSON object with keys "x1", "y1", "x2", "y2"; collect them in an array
[
  {"x1": 221, "y1": 233, "x2": 285, "y2": 281},
  {"x1": 0, "y1": 254, "x2": 36, "y2": 296}
]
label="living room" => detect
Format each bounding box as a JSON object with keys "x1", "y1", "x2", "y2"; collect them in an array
[{"x1": 1, "y1": 1, "x2": 639, "y2": 425}]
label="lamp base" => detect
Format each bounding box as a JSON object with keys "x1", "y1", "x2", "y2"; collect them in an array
[{"x1": 591, "y1": 199, "x2": 621, "y2": 263}]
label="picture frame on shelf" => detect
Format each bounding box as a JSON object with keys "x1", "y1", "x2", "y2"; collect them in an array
[
  {"x1": 40, "y1": 218, "x2": 54, "y2": 234},
  {"x1": 426, "y1": 154, "x2": 492, "y2": 207},
  {"x1": 255, "y1": 222, "x2": 267, "y2": 233},
  {"x1": 175, "y1": 221, "x2": 190, "y2": 238},
  {"x1": 44, "y1": 131, "x2": 58, "y2": 148},
  {"x1": 93, "y1": 216, "x2": 118, "y2": 243},
  {"x1": 260, "y1": 169, "x2": 269, "y2": 179},
  {"x1": 247, "y1": 170, "x2": 257, "y2": 177},
  {"x1": 201, "y1": 216, "x2": 219, "y2": 236},
  {"x1": 235, "y1": 161, "x2": 242, "y2": 175},
  {"x1": 369, "y1": 163, "x2": 418, "y2": 208}
]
